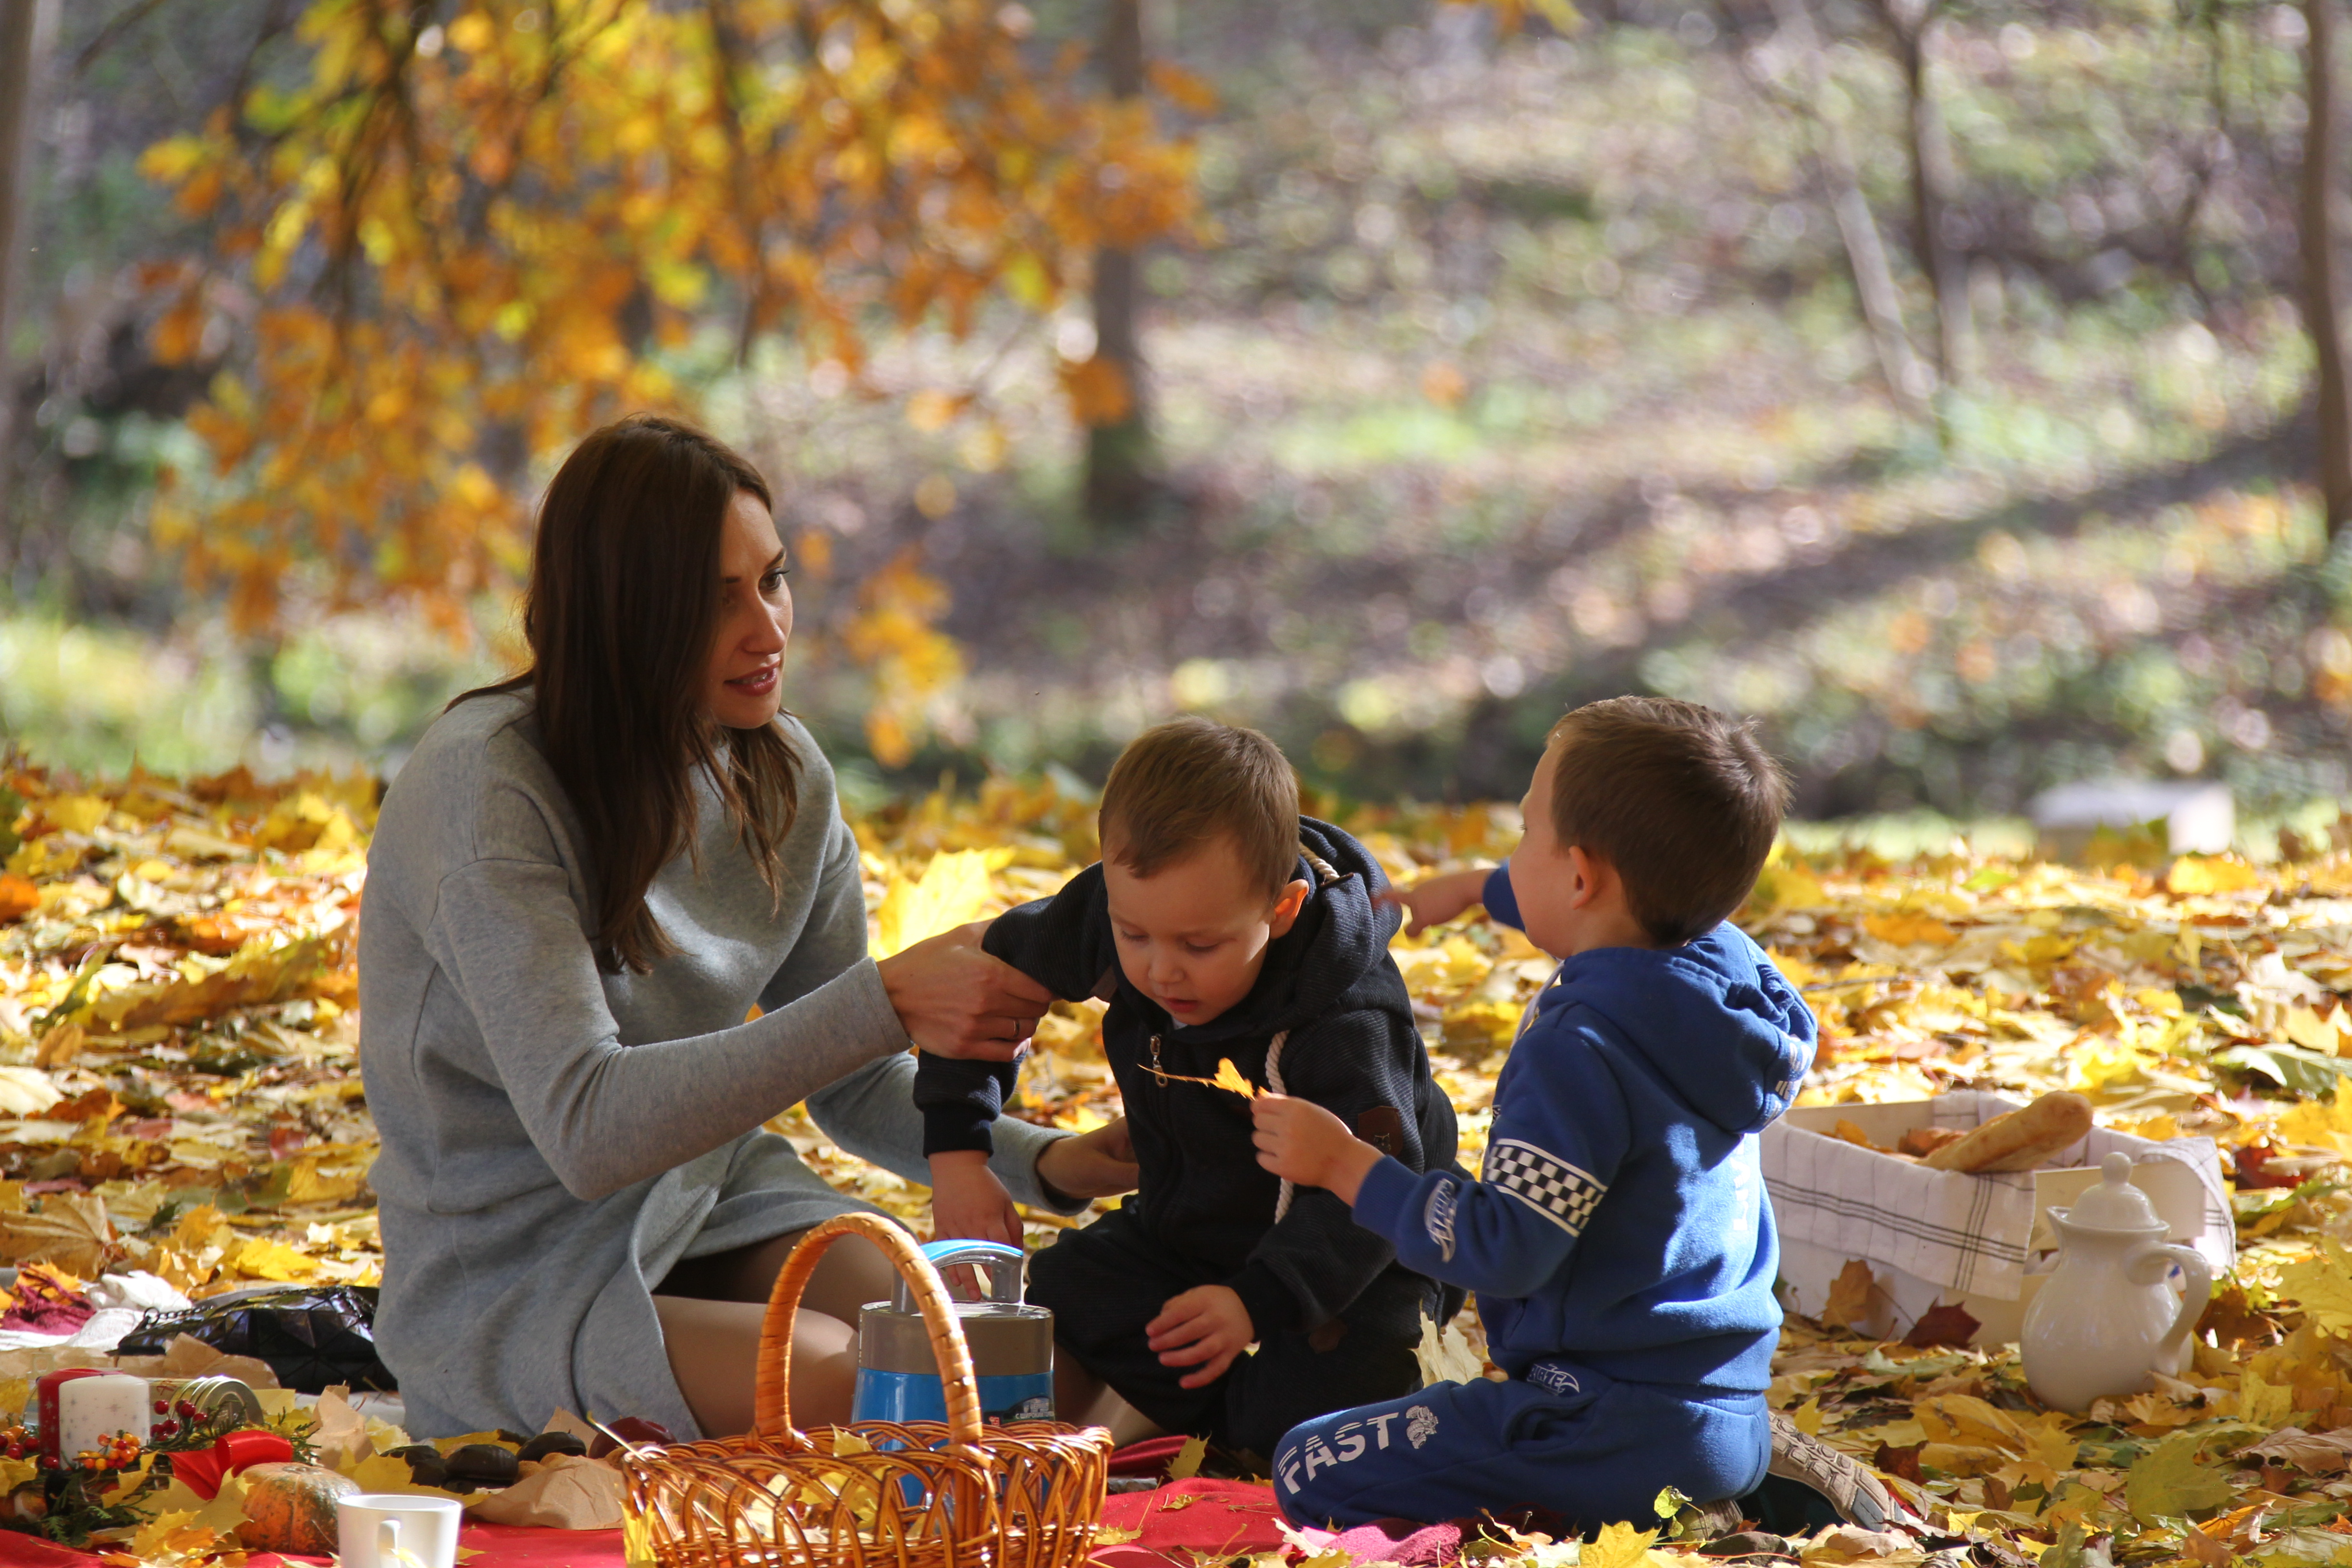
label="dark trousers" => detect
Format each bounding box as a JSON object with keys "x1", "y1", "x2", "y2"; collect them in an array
[
  {"x1": 1273, "y1": 1362, "x2": 1772, "y2": 1530},
  {"x1": 1028, "y1": 1204, "x2": 1436, "y2": 1459}
]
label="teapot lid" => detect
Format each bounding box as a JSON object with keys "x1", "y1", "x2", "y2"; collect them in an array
[{"x1": 2063, "y1": 1152, "x2": 2162, "y2": 1231}]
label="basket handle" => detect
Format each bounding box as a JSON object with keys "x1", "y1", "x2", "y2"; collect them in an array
[{"x1": 753, "y1": 1212, "x2": 989, "y2": 1451}]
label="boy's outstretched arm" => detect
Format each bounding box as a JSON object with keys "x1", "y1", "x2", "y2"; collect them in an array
[
  {"x1": 1254, "y1": 1032, "x2": 1630, "y2": 1300},
  {"x1": 1378, "y1": 866, "x2": 1491, "y2": 938}
]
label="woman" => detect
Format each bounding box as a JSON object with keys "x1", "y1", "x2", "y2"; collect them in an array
[{"x1": 357, "y1": 414, "x2": 1137, "y2": 1440}]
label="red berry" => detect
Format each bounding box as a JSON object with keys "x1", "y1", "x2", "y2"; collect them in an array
[
  {"x1": 157, "y1": 1421, "x2": 178, "y2": 1437},
  {"x1": 176, "y1": 1400, "x2": 196, "y2": 1418},
  {"x1": 153, "y1": 1400, "x2": 169, "y2": 1415},
  {"x1": 38, "y1": 1456, "x2": 54, "y2": 1470}
]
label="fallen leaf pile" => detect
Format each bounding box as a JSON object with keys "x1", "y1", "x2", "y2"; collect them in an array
[{"x1": 7, "y1": 753, "x2": 2352, "y2": 1566}]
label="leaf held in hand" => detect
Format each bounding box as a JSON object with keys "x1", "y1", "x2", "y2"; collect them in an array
[{"x1": 1212, "y1": 1058, "x2": 1259, "y2": 1099}]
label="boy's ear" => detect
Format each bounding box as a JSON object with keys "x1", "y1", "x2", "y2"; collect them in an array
[
  {"x1": 1266, "y1": 877, "x2": 1313, "y2": 936},
  {"x1": 1563, "y1": 845, "x2": 1605, "y2": 909}
]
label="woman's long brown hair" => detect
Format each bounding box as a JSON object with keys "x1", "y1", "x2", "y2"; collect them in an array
[{"x1": 459, "y1": 414, "x2": 800, "y2": 973}]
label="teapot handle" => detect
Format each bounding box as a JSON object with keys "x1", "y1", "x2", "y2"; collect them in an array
[{"x1": 2126, "y1": 1241, "x2": 2213, "y2": 1375}]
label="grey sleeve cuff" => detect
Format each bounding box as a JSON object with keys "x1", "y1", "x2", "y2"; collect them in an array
[{"x1": 987, "y1": 1115, "x2": 1087, "y2": 1215}]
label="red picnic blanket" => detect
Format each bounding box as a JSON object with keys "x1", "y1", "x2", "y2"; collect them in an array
[{"x1": 0, "y1": 1481, "x2": 1455, "y2": 1568}]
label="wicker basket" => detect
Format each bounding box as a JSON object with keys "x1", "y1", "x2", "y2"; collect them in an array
[{"x1": 622, "y1": 1212, "x2": 1115, "y2": 1568}]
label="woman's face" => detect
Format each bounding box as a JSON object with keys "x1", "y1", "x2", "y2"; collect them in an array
[{"x1": 703, "y1": 489, "x2": 794, "y2": 730}]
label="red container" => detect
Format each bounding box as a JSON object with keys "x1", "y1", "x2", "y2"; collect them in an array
[{"x1": 33, "y1": 1369, "x2": 104, "y2": 1462}]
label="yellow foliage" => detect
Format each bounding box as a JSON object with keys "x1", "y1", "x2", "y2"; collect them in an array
[
  {"x1": 871, "y1": 848, "x2": 1013, "y2": 957},
  {"x1": 131, "y1": 0, "x2": 1200, "y2": 760}
]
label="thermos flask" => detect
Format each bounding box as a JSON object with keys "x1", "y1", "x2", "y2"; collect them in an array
[{"x1": 851, "y1": 1240, "x2": 1055, "y2": 1425}]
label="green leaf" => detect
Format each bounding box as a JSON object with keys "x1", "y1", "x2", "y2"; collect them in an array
[
  {"x1": 2212, "y1": 1043, "x2": 2347, "y2": 1098},
  {"x1": 2124, "y1": 1432, "x2": 2232, "y2": 1524}
]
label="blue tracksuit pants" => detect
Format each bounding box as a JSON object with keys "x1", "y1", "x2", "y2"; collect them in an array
[{"x1": 1273, "y1": 1362, "x2": 1771, "y2": 1530}]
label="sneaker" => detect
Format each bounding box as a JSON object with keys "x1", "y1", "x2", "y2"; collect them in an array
[{"x1": 1761, "y1": 1412, "x2": 1901, "y2": 1532}]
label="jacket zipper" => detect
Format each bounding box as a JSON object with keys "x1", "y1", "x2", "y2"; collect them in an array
[{"x1": 1150, "y1": 1033, "x2": 1163, "y2": 1082}]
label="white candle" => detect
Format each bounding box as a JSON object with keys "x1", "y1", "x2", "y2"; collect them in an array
[{"x1": 56, "y1": 1374, "x2": 149, "y2": 1465}]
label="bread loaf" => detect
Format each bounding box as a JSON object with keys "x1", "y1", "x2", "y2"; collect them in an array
[{"x1": 1919, "y1": 1091, "x2": 2093, "y2": 1173}]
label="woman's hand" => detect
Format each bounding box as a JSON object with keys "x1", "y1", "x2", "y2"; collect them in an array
[
  {"x1": 1035, "y1": 1117, "x2": 1139, "y2": 1203},
  {"x1": 1376, "y1": 867, "x2": 1491, "y2": 938},
  {"x1": 1252, "y1": 1094, "x2": 1384, "y2": 1205},
  {"x1": 878, "y1": 922, "x2": 1051, "y2": 1060}
]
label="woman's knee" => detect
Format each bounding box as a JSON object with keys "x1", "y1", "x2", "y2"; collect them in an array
[{"x1": 654, "y1": 1295, "x2": 863, "y2": 1435}]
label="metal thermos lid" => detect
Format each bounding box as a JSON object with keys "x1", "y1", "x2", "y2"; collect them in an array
[{"x1": 858, "y1": 1301, "x2": 1054, "y2": 1377}]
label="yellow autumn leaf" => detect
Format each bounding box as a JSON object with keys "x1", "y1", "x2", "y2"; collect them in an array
[
  {"x1": 1863, "y1": 911, "x2": 1958, "y2": 947},
  {"x1": 2280, "y1": 1238, "x2": 2352, "y2": 1337},
  {"x1": 1169, "y1": 1434, "x2": 1207, "y2": 1480},
  {"x1": 2165, "y1": 855, "x2": 2265, "y2": 895},
  {"x1": 1583, "y1": 1520, "x2": 1660, "y2": 1568},
  {"x1": 226, "y1": 1237, "x2": 322, "y2": 1281},
  {"x1": 871, "y1": 848, "x2": 1014, "y2": 958},
  {"x1": 45, "y1": 796, "x2": 110, "y2": 834},
  {"x1": 1212, "y1": 1058, "x2": 1259, "y2": 1099}
]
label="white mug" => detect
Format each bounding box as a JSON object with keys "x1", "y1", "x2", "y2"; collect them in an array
[{"x1": 337, "y1": 1493, "x2": 464, "y2": 1568}]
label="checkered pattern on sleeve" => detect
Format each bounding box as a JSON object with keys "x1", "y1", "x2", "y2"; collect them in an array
[{"x1": 1482, "y1": 1137, "x2": 1607, "y2": 1235}]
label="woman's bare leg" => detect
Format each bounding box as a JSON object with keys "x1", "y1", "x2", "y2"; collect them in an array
[
  {"x1": 653, "y1": 1296, "x2": 859, "y2": 1436},
  {"x1": 650, "y1": 1224, "x2": 899, "y2": 1436},
  {"x1": 1054, "y1": 1355, "x2": 1164, "y2": 1446},
  {"x1": 659, "y1": 1228, "x2": 897, "y2": 1316}
]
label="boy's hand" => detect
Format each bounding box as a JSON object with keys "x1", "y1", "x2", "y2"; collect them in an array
[
  {"x1": 1146, "y1": 1285, "x2": 1254, "y2": 1389},
  {"x1": 1377, "y1": 867, "x2": 1490, "y2": 938},
  {"x1": 1252, "y1": 1094, "x2": 1384, "y2": 1206},
  {"x1": 1035, "y1": 1116, "x2": 1139, "y2": 1202},
  {"x1": 928, "y1": 1151, "x2": 1021, "y2": 1245}
]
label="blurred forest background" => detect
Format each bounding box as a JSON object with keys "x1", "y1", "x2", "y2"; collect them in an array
[{"x1": 1, "y1": 0, "x2": 2350, "y2": 842}]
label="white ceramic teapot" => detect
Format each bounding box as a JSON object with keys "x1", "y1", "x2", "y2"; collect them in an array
[{"x1": 2020, "y1": 1151, "x2": 2213, "y2": 1412}]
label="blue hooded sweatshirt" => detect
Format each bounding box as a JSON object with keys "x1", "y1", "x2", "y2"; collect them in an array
[{"x1": 1350, "y1": 863, "x2": 1815, "y2": 1396}]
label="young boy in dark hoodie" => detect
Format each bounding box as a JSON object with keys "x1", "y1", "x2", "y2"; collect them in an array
[
  {"x1": 1252, "y1": 696, "x2": 1814, "y2": 1529},
  {"x1": 914, "y1": 717, "x2": 1458, "y2": 1459}
]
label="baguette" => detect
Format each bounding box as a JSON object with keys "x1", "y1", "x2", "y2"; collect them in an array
[{"x1": 1919, "y1": 1090, "x2": 2094, "y2": 1174}]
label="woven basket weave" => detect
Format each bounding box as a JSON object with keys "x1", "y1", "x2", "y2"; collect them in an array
[{"x1": 622, "y1": 1213, "x2": 1115, "y2": 1568}]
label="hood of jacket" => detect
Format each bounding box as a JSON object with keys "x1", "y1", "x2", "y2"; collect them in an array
[
  {"x1": 1534, "y1": 924, "x2": 1815, "y2": 1136},
  {"x1": 1157, "y1": 815, "x2": 1406, "y2": 1043}
]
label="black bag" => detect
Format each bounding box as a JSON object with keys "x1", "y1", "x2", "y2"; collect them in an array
[{"x1": 115, "y1": 1283, "x2": 395, "y2": 1393}]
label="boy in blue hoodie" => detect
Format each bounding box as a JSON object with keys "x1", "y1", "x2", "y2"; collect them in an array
[{"x1": 1251, "y1": 696, "x2": 1813, "y2": 1529}]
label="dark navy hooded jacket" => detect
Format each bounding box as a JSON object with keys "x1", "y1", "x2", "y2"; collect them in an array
[
  {"x1": 915, "y1": 818, "x2": 1456, "y2": 1338},
  {"x1": 1350, "y1": 862, "x2": 1814, "y2": 1395}
]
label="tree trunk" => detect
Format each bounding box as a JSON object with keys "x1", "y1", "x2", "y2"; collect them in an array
[
  {"x1": 1082, "y1": 0, "x2": 1157, "y2": 528},
  {"x1": 2307, "y1": 0, "x2": 2352, "y2": 539},
  {"x1": 0, "y1": 0, "x2": 54, "y2": 540},
  {"x1": 1759, "y1": 0, "x2": 1933, "y2": 416},
  {"x1": 1885, "y1": 0, "x2": 1970, "y2": 390}
]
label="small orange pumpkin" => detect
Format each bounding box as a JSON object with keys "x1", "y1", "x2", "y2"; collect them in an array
[{"x1": 235, "y1": 1460, "x2": 361, "y2": 1555}]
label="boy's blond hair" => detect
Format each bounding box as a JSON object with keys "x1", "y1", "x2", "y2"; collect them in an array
[
  {"x1": 1100, "y1": 717, "x2": 1299, "y2": 898},
  {"x1": 1548, "y1": 697, "x2": 1790, "y2": 945}
]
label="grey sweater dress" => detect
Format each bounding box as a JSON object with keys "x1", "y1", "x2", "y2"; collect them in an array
[{"x1": 357, "y1": 692, "x2": 1076, "y2": 1440}]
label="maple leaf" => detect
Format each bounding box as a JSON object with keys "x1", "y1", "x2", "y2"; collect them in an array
[
  {"x1": 1582, "y1": 1521, "x2": 1660, "y2": 1568},
  {"x1": 1414, "y1": 1311, "x2": 1485, "y2": 1387},
  {"x1": 1168, "y1": 1435, "x2": 1207, "y2": 1480},
  {"x1": 2124, "y1": 1431, "x2": 2232, "y2": 1523},
  {"x1": 1903, "y1": 1300, "x2": 1981, "y2": 1349},
  {"x1": 2278, "y1": 1238, "x2": 2352, "y2": 1337},
  {"x1": 1212, "y1": 1059, "x2": 1260, "y2": 1099},
  {"x1": 1822, "y1": 1258, "x2": 1877, "y2": 1329},
  {"x1": 871, "y1": 848, "x2": 1011, "y2": 958}
]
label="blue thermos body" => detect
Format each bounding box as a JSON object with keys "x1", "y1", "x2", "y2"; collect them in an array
[{"x1": 851, "y1": 1240, "x2": 1056, "y2": 1426}]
